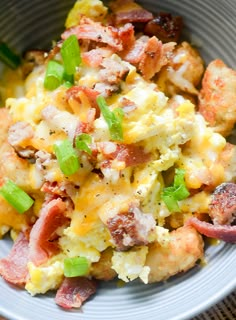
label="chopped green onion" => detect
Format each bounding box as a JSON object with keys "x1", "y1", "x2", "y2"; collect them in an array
[
  {"x1": 44, "y1": 60, "x2": 64, "y2": 90},
  {"x1": 96, "y1": 95, "x2": 124, "y2": 141},
  {"x1": 61, "y1": 35, "x2": 81, "y2": 75},
  {"x1": 174, "y1": 168, "x2": 187, "y2": 188},
  {"x1": 64, "y1": 257, "x2": 89, "y2": 277},
  {"x1": 63, "y1": 72, "x2": 74, "y2": 86},
  {"x1": 75, "y1": 133, "x2": 92, "y2": 154},
  {"x1": 0, "y1": 179, "x2": 34, "y2": 214},
  {"x1": 161, "y1": 168, "x2": 190, "y2": 212},
  {"x1": 63, "y1": 81, "x2": 74, "y2": 89},
  {"x1": 53, "y1": 139, "x2": 80, "y2": 176},
  {"x1": 161, "y1": 189, "x2": 180, "y2": 212},
  {"x1": 0, "y1": 42, "x2": 21, "y2": 69}
]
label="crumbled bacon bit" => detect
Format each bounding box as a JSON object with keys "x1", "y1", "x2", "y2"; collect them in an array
[
  {"x1": 110, "y1": 0, "x2": 153, "y2": 25},
  {"x1": 144, "y1": 13, "x2": 183, "y2": 43},
  {"x1": 107, "y1": 205, "x2": 156, "y2": 251},
  {"x1": 55, "y1": 277, "x2": 97, "y2": 309},
  {"x1": 62, "y1": 17, "x2": 123, "y2": 51},
  {"x1": 66, "y1": 86, "x2": 100, "y2": 111},
  {"x1": 119, "y1": 97, "x2": 137, "y2": 113},
  {"x1": 82, "y1": 47, "x2": 114, "y2": 68},
  {"x1": 99, "y1": 57, "x2": 129, "y2": 85},
  {"x1": 121, "y1": 35, "x2": 149, "y2": 65},
  {"x1": 100, "y1": 143, "x2": 151, "y2": 167},
  {"x1": 118, "y1": 23, "x2": 135, "y2": 52},
  {"x1": 41, "y1": 181, "x2": 69, "y2": 198},
  {"x1": 209, "y1": 183, "x2": 236, "y2": 225},
  {"x1": 139, "y1": 37, "x2": 176, "y2": 79}
]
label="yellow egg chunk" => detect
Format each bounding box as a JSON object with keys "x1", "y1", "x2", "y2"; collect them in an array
[{"x1": 65, "y1": 0, "x2": 107, "y2": 28}]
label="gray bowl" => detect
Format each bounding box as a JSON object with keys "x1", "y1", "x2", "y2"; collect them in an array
[{"x1": 0, "y1": 1, "x2": 236, "y2": 320}]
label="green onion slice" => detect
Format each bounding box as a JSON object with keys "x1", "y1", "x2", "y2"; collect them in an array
[
  {"x1": 96, "y1": 95, "x2": 124, "y2": 141},
  {"x1": 64, "y1": 257, "x2": 89, "y2": 277},
  {"x1": 61, "y1": 35, "x2": 81, "y2": 75},
  {"x1": 0, "y1": 42, "x2": 21, "y2": 69},
  {"x1": 53, "y1": 139, "x2": 80, "y2": 176},
  {"x1": 63, "y1": 72, "x2": 74, "y2": 87},
  {"x1": 44, "y1": 60, "x2": 64, "y2": 91},
  {"x1": 0, "y1": 180, "x2": 34, "y2": 214},
  {"x1": 75, "y1": 133, "x2": 92, "y2": 154},
  {"x1": 161, "y1": 168, "x2": 190, "y2": 212}
]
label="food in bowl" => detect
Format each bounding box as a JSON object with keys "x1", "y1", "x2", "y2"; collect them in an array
[{"x1": 0, "y1": 0, "x2": 236, "y2": 310}]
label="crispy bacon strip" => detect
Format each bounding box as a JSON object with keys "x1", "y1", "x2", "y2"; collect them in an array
[
  {"x1": 187, "y1": 217, "x2": 236, "y2": 243},
  {"x1": 29, "y1": 198, "x2": 69, "y2": 266},
  {"x1": 0, "y1": 232, "x2": 29, "y2": 285},
  {"x1": 62, "y1": 17, "x2": 122, "y2": 51},
  {"x1": 55, "y1": 277, "x2": 97, "y2": 309},
  {"x1": 118, "y1": 23, "x2": 135, "y2": 52},
  {"x1": 110, "y1": 0, "x2": 153, "y2": 24},
  {"x1": 107, "y1": 205, "x2": 156, "y2": 251},
  {"x1": 41, "y1": 181, "x2": 69, "y2": 198},
  {"x1": 144, "y1": 13, "x2": 183, "y2": 43},
  {"x1": 82, "y1": 47, "x2": 114, "y2": 68},
  {"x1": 121, "y1": 35, "x2": 148, "y2": 65},
  {"x1": 99, "y1": 57, "x2": 129, "y2": 85},
  {"x1": 139, "y1": 37, "x2": 176, "y2": 80},
  {"x1": 209, "y1": 183, "x2": 236, "y2": 225}
]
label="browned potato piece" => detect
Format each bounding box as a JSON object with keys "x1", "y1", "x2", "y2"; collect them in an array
[
  {"x1": 145, "y1": 226, "x2": 204, "y2": 283},
  {"x1": 198, "y1": 59, "x2": 236, "y2": 136},
  {"x1": 90, "y1": 248, "x2": 117, "y2": 281}
]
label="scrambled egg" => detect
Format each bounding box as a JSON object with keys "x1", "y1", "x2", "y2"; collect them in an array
[{"x1": 26, "y1": 256, "x2": 64, "y2": 295}]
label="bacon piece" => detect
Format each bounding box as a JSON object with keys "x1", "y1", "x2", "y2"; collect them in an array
[
  {"x1": 187, "y1": 217, "x2": 236, "y2": 243},
  {"x1": 66, "y1": 86, "x2": 100, "y2": 111},
  {"x1": 110, "y1": 0, "x2": 153, "y2": 25},
  {"x1": 120, "y1": 97, "x2": 137, "y2": 113},
  {"x1": 94, "y1": 82, "x2": 120, "y2": 97},
  {"x1": 74, "y1": 121, "x2": 90, "y2": 135},
  {"x1": 8, "y1": 121, "x2": 35, "y2": 159},
  {"x1": 107, "y1": 205, "x2": 156, "y2": 251},
  {"x1": 144, "y1": 13, "x2": 183, "y2": 43},
  {"x1": 139, "y1": 36, "x2": 176, "y2": 80},
  {"x1": 100, "y1": 143, "x2": 151, "y2": 167},
  {"x1": 118, "y1": 23, "x2": 135, "y2": 52},
  {"x1": 121, "y1": 35, "x2": 148, "y2": 65},
  {"x1": 82, "y1": 47, "x2": 113, "y2": 68},
  {"x1": 62, "y1": 17, "x2": 122, "y2": 51},
  {"x1": 0, "y1": 232, "x2": 29, "y2": 285},
  {"x1": 55, "y1": 277, "x2": 97, "y2": 309},
  {"x1": 99, "y1": 57, "x2": 129, "y2": 84},
  {"x1": 93, "y1": 56, "x2": 130, "y2": 96},
  {"x1": 66, "y1": 86, "x2": 100, "y2": 124},
  {"x1": 29, "y1": 198, "x2": 69, "y2": 266},
  {"x1": 209, "y1": 183, "x2": 236, "y2": 225},
  {"x1": 41, "y1": 181, "x2": 69, "y2": 198}
]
